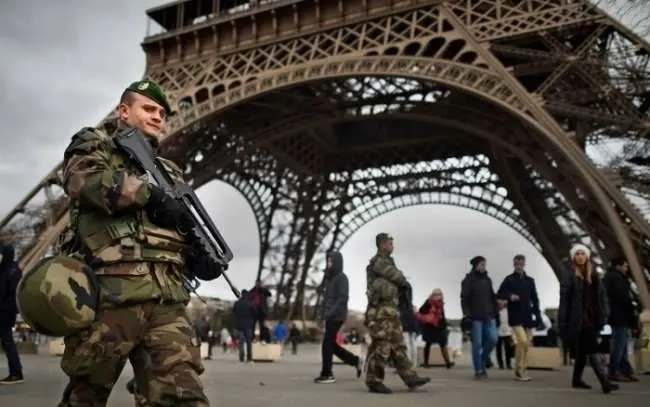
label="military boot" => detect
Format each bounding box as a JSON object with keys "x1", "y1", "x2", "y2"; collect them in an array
[
  {"x1": 367, "y1": 382, "x2": 392, "y2": 394},
  {"x1": 404, "y1": 375, "x2": 431, "y2": 391}
]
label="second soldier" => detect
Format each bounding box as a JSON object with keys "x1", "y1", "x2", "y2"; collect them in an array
[{"x1": 364, "y1": 233, "x2": 430, "y2": 394}]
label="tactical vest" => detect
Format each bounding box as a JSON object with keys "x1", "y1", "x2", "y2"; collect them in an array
[
  {"x1": 62, "y1": 128, "x2": 189, "y2": 271},
  {"x1": 366, "y1": 255, "x2": 400, "y2": 308}
]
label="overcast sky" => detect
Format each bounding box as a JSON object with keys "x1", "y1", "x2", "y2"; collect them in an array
[{"x1": 1, "y1": 0, "x2": 643, "y2": 317}]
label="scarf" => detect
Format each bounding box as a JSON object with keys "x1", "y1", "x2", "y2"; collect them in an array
[{"x1": 418, "y1": 298, "x2": 444, "y2": 327}]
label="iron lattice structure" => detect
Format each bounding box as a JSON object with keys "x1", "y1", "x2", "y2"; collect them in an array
[{"x1": 2, "y1": 0, "x2": 650, "y2": 319}]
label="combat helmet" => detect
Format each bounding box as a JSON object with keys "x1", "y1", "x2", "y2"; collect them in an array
[{"x1": 16, "y1": 255, "x2": 99, "y2": 337}]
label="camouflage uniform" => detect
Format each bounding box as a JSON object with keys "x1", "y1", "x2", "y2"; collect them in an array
[
  {"x1": 364, "y1": 235, "x2": 429, "y2": 393},
  {"x1": 57, "y1": 82, "x2": 208, "y2": 407},
  {"x1": 126, "y1": 346, "x2": 152, "y2": 407}
]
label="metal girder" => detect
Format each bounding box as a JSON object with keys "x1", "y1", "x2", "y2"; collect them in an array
[{"x1": 2, "y1": 0, "x2": 650, "y2": 319}]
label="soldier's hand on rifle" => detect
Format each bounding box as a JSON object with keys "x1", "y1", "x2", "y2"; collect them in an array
[
  {"x1": 145, "y1": 185, "x2": 194, "y2": 231},
  {"x1": 187, "y1": 254, "x2": 224, "y2": 281}
]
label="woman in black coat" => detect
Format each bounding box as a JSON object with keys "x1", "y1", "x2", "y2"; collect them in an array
[
  {"x1": 418, "y1": 289, "x2": 454, "y2": 368},
  {"x1": 558, "y1": 244, "x2": 618, "y2": 393}
]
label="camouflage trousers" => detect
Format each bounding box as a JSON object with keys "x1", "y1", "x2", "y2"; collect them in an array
[
  {"x1": 57, "y1": 301, "x2": 208, "y2": 407},
  {"x1": 128, "y1": 345, "x2": 152, "y2": 407},
  {"x1": 365, "y1": 317, "x2": 417, "y2": 385}
]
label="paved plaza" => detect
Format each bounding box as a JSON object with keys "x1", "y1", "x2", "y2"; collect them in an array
[{"x1": 0, "y1": 344, "x2": 648, "y2": 406}]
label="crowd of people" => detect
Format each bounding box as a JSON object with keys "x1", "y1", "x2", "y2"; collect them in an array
[
  {"x1": 311, "y1": 237, "x2": 644, "y2": 395},
  {"x1": 0, "y1": 79, "x2": 645, "y2": 407}
]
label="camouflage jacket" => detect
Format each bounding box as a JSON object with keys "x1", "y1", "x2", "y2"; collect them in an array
[
  {"x1": 59, "y1": 118, "x2": 190, "y2": 307},
  {"x1": 365, "y1": 253, "x2": 409, "y2": 320}
]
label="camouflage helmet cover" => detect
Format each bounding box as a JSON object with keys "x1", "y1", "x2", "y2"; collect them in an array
[{"x1": 16, "y1": 255, "x2": 99, "y2": 337}]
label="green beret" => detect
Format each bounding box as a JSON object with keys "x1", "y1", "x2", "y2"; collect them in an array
[{"x1": 124, "y1": 80, "x2": 173, "y2": 116}]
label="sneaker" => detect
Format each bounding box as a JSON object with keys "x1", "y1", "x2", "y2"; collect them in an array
[
  {"x1": 314, "y1": 375, "x2": 336, "y2": 384},
  {"x1": 0, "y1": 375, "x2": 24, "y2": 385},
  {"x1": 515, "y1": 372, "x2": 531, "y2": 382},
  {"x1": 356, "y1": 356, "x2": 364, "y2": 378}
]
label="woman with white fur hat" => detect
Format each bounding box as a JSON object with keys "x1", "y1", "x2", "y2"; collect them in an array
[{"x1": 558, "y1": 244, "x2": 618, "y2": 394}]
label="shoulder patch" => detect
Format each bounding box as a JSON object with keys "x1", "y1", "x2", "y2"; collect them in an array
[{"x1": 64, "y1": 127, "x2": 110, "y2": 162}]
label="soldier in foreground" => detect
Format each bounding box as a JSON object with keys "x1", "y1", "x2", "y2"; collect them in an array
[
  {"x1": 36, "y1": 80, "x2": 215, "y2": 406},
  {"x1": 364, "y1": 233, "x2": 430, "y2": 394}
]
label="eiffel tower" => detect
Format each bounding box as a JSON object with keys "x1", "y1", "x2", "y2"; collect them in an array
[{"x1": 1, "y1": 0, "x2": 649, "y2": 322}]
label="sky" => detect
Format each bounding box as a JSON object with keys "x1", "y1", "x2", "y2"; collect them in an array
[{"x1": 0, "y1": 0, "x2": 644, "y2": 318}]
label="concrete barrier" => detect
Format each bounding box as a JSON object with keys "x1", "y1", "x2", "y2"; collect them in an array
[
  {"x1": 527, "y1": 347, "x2": 562, "y2": 370},
  {"x1": 200, "y1": 342, "x2": 210, "y2": 358},
  {"x1": 252, "y1": 343, "x2": 282, "y2": 362},
  {"x1": 634, "y1": 349, "x2": 649, "y2": 373}
]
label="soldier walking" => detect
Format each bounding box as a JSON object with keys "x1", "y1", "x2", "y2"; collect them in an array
[
  {"x1": 19, "y1": 80, "x2": 222, "y2": 407},
  {"x1": 364, "y1": 233, "x2": 430, "y2": 394}
]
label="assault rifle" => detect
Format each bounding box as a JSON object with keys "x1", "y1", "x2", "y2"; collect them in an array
[{"x1": 114, "y1": 128, "x2": 239, "y2": 298}]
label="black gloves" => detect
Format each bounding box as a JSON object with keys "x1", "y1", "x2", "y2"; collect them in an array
[
  {"x1": 145, "y1": 185, "x2": 194, "y2": 231},
  {"x1": 186, "y1": 255, "x2": 225, "y2": 281}
]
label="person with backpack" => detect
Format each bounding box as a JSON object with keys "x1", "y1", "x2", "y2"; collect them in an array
[{"x1": 0, "y1": 243, "x2": 23, "y2": 384}]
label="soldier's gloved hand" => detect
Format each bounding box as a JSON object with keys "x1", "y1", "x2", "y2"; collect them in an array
[
  {"x1": 187, "y1": 255, "x2": 224, "y2": 281},
  {"x1": 145, "y1": 185, "x2": 194, "y2": 231}
]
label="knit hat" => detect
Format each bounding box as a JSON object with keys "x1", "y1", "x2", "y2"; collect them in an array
[
  {"x1": 569, "y1": 243, "x2": 591, "y2": 259},
  {"x1": 470, "y1": 255, "x2": 486, "y2": 267}
]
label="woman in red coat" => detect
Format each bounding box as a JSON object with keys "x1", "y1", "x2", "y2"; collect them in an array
[{"x1": 418, "y1": 289, "x2": 455, "y2": 368}]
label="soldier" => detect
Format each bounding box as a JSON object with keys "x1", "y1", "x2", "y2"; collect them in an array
[
  {"x1": 52, "y1": 80, "x2": 216, "y2": 406},
  {"x1": 364, "y1": 233, "x2": 430, "y2": 394}
]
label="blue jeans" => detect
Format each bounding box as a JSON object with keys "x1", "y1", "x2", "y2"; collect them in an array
[
  {"x1": 236, "y1": 328, "x2": 253, "y2": 362},
  {"x1": 609, "y1": 326, "x2": 633, "y2": 376},
  {"x1": 471, "y1": 319, "x2": 497, "y2": 373},
  {"x1": 0, "y1": 327, "x2": 22, "y2": 377}
]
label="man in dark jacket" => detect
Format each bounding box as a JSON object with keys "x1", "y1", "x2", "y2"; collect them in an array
[
  {"x1": 460, "y1": 255, "x2": 498, "y2": 379},
  {"x1": 603, "y1": 257, "x2": 639, "y2": 382},
  {"x1": 314, "y1": 251, "x2": 363, "y2": 384},
  {"x1": 497, "y1": 254, "x2": 542, "y2": 382},
  {"x1": 232, "y1": 290, "x2": 256, "y2": 363},
  {"x1": 0, "y1": 243, "x2": 23, "y2": 384}
]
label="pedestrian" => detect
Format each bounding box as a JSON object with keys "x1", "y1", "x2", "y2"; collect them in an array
[
  {"x1": 460, "y1": 255, "x2": 498, "y2": 379},
  {"x1": 314, "y1": 251, "x2": 363, "y2": 383},
  {"x1": 0, "y1": 243, "x2": 23, "y2": 384},
  {"x1": 558, "y1": 244, "x2": 618, "y2": 393},
  {"x1": 364, "y1": 233, "x2": 430, "y2": 394},
  {"x1": 496, "y1": 254, "x2": 543, "y2": 381},
  {"x1": 233, "y1": 290, "x2": 255, "y2": 363}
]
